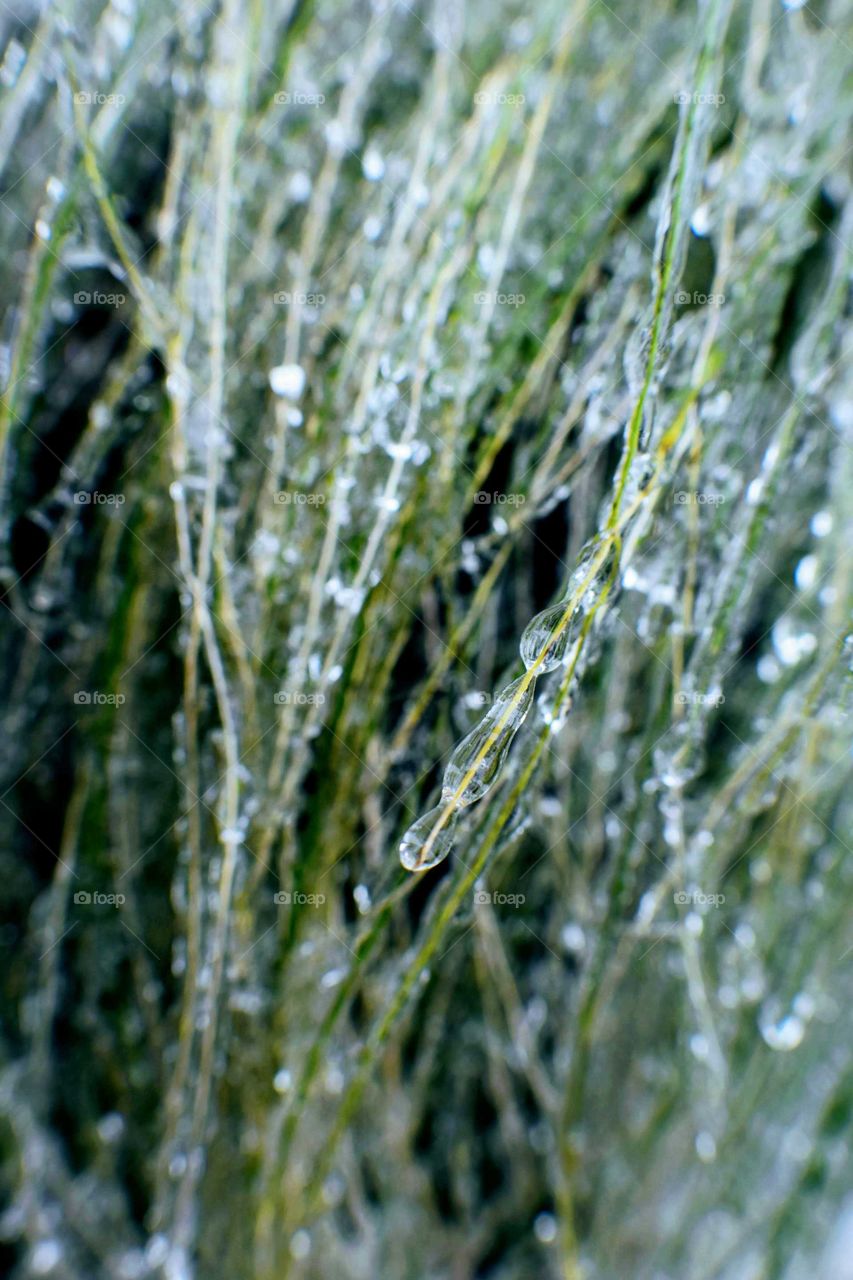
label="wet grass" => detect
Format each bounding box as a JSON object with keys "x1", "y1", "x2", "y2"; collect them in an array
[{"x1": 0, "y1": 1, "x2": 851, "y2": 1278}]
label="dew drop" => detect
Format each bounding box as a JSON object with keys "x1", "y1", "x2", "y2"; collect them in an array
[
  {"x1": 534, "y1": 1213, "x2": 557, "y2": 1244},
  {"x1": 520, "y1": 597, "x2": 580, "y2": 672},
  {"x1": 442, "y1": 676, "x2": 533, "y2": 806},
  {"x1": 760, "y1": 1013, "x2": 805, "y2": 1052},
  {"x1": 290, "y1": 1229, "x2": 311, "y2": 1260},
  {"x1": 273, "y1": 1068, "x2": 292, "y2": 1094},
  {"x1": 399, "y1": 803, "x2": 458, "y2": 872},
  {"x1": 269, "y1": 363, "x2": 306, "y2": 400},
  {"x1": 362, "y1": 147, "x2": 385, "y2": 181}
]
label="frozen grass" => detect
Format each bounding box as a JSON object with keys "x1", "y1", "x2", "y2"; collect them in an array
[{"x1": 0, "y1": 0, "x2": 852, "y2": 1277}]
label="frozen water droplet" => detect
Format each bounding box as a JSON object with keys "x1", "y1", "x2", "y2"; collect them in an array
[
  {"x1": 761, "y1": 1013, "x2": 804, "y2": 1051},
  {"x1": 695, "y1": 1131, "x2": 717, "y2": 1162},
  {"x1": 399, "y1": 804, "x2": 457, "y2": 872},
  {"x1": 690, "y1": 203, "x2": 711, "y2": 236},
  {"x1": 273, "y1": 1068, "x2": 292, "y2": 1093},
  {"x1": 269, "y1": 363, "x2": 306, "y2": 400},
  {"x1": 290, "y1": 1230, "x2": 311, "y2": 1260},
  {"x1": 534, "y1": 1213, "x2": 557, "y2": 1244},
  {"x1": 288, "y1": 170, "x2": 312, "y2": 202},
  {"x1": 520, "y1": 597, "x2": 580, "y2": 672},
  {"x1": 442, "y1": 676, "x2": 533, "y2": 806},
  {"x1": 520, "y1": 538, "x2": 615, "y2": 676},
  {"x1": 794, "y1": 554, "x2": 818, "y2": 591},
  {"x1": 321, "y1": 967, "x2": 346, "y2": 989},
  {"x1": 560, "y1": 923, "x2": 586, "y2": 953},
  {"x1": 362, "y1": 147, "x2": 385, "y2": 181},
  {"x1": 690, "y1": 1032, "x2": 710, "y2": 1060},
  {"x1": 31, "y1": 1241, "x2": 62, "y2": 1275},
  {"x1": 353, "y1": 883, "x2": 371, "y2": 913}
]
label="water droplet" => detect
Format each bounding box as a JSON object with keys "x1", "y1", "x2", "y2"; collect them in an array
[
  {"x1": 690, "y1": 203, "x2": 711, "y2": 236},
  {"x1": 288, "y1": 170, "x2": 312, "y2": 202},
  {"x1": 353, "y1": 883, "x2": 371, "y2": 913},
  {"x1": 399, "y1": 804, "x2": 458, "y2": 872},
  {"x1": 760, "y1": 1013, "x2": 805, "y2": 1052},
  {"x1": 269, "y1": 363, "x2": 306, "y2": 400},
  {"x1": 362, "y1": 147, "x2": 385, "y2": 181},
  {"x1": 31, "y1": 1241, "x2": 62, "y2": 1275},
  {"x1": 534, "y1": 1213, "x2": 557, "y2": 1244},
  {"x1": 321, "y1": 967, "x2": 346, "y2": 989},
  {"x1": 375, "y1": 493, "x2": 400, "y2": 513},
  {"x1": 560, "y1": 923, "x2": 586, "y2": 953},
  {"x1": 290, "y1": 1229, "x2": 311, "y2": 1260},
  {"x1": 273, "y1": 1068, "x2": 292, "y2": 1093},
  {"x1": 442, "y1": 676, "x2": 533, "y2": 806},
  {"x1": 794, "y1": 554, "x2": 818, "y2": 591},
  {"x1": 520, "y1": 597, "x2": 580, "y2": 672}
]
